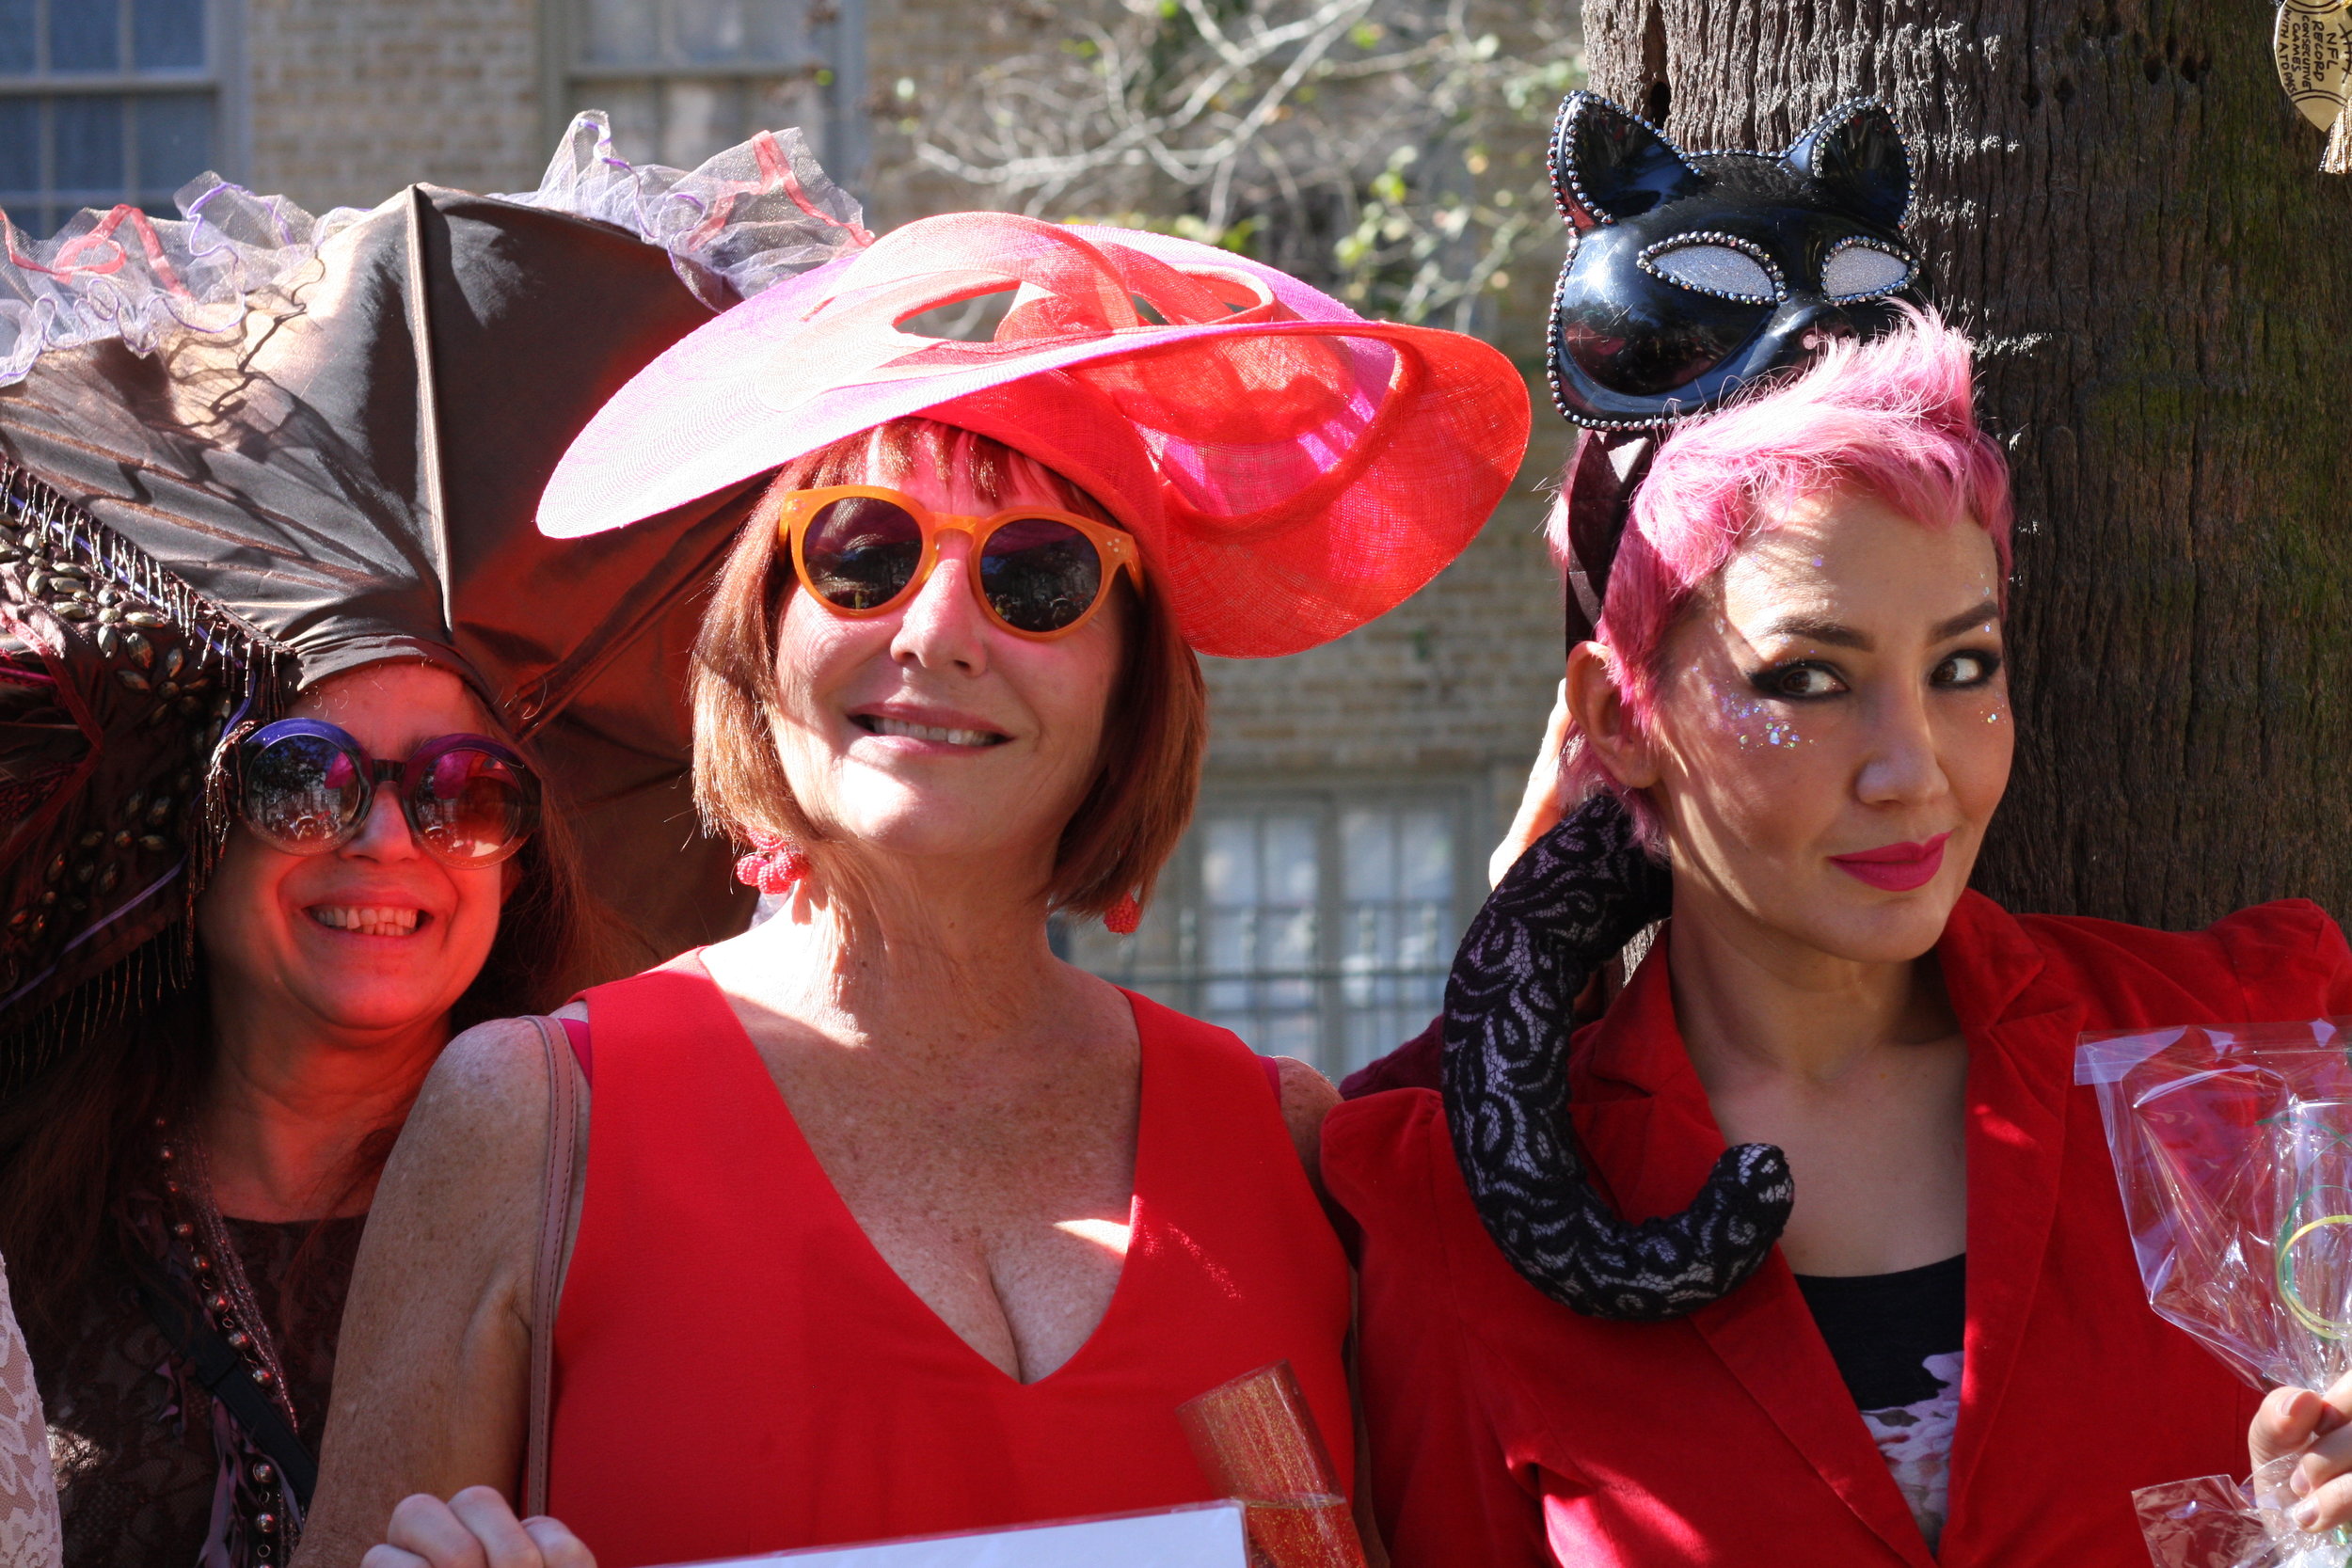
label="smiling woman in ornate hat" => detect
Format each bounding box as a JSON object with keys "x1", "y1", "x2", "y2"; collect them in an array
[
  {"x1": 0, "y1": 118, "x2": 868, "y2": 1567},
  {"x1": 293, "y1": 211, "x2": 1529, "y2": 1567}
]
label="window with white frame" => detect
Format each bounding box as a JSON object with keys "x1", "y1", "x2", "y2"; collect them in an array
[
  {"x1": 551, "y1": 0, "x2": 865, "y2": 176},
  {"x1": 1064, "y1": 785, "x2": 1478, "y2": 1078},
  {"x1": 0, "y1": 0, "x2": 226, "y2": 238}
]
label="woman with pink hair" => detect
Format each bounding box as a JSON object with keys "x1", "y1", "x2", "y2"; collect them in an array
[{"x1": 1325, "y1": 310, "x2": 2352, "y2": 1568}]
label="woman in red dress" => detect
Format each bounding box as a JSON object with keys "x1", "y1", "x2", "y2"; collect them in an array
[
  {"x1": 1325, "y1": 310, "x2": 2352, "y2": 1568},
  {"x1": 290, "y1": 212, "x2": 1531, "y2": 1567}
]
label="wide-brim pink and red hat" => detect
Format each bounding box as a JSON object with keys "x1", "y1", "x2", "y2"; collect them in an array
[{"x1": 538, "y1": 212, "x2": 1531, "y2": 658}]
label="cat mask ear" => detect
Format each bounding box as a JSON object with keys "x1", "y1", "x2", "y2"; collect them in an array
[
  {"x1": 1549, "y1": 91, "x2": 1706, "y2": 230},
  {"x1": 1786, "y1": 98, "x2": 1913, "y2": 230}
]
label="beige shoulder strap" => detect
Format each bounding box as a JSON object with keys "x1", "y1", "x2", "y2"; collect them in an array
[{"x1": 522, "y1": 1013, "x2": 586, "y2": 1520}]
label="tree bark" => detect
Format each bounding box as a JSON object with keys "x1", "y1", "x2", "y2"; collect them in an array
[{"x1": 1581, "y1": 0, "x2": 2352, "y2": 927}]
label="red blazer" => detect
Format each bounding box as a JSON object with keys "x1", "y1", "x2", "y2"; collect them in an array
[{"x1": 1324, "y1": 893, "x2": 2352, "y2": 1568}]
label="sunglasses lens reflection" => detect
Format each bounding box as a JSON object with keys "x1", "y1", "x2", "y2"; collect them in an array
[
  {"x1": 980, "y1": 517, "x2": 1105, "y2": 634},
  {"x1": 414, "y1": 748, "x2": 533, "y2": 863},
  {"x1": 242, "y1": 734, "x2": 367, "y2": 850},
  {"x1": 803, "y1": 497, "x2": 924, "y2": 611}
]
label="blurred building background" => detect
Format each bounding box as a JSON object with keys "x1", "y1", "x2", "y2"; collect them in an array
[{"x1": 0, "y1": 0, "x2": 1580, "y2": 1076}]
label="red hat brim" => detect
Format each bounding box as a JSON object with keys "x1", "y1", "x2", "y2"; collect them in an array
[{"x1": 539, "y1": 214, "x2": 1530, "y2": 658}]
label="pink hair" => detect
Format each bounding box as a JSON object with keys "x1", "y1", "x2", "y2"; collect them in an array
[{"x1": 1551, "y1": 310, "x2": 2014, "y2": 843}]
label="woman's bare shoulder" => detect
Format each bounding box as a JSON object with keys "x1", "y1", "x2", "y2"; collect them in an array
[
  {"x1": 1271, "y1": 1054, "x2": 1341, "y2": 1176},
  {"x1": 380, "y1": 1015, "x2": 566, "y2": 1206},
  {"x1": 417, "y1": 1015, "x2": 558, "y2": 1117}
]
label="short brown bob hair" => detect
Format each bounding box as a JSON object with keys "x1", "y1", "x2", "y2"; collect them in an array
[{"x1": 691, "y1": 417, "x2": 1206, "y2": 920}]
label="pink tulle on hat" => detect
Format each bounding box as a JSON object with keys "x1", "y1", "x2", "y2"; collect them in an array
[{"x1": 537, "y1": 212, "x2": 1531, "y2": 658}]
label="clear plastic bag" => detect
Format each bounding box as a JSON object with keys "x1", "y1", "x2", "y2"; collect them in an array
[{"x1": 2077, "y1": 1018, "x2": 2352, "y2": 1567}]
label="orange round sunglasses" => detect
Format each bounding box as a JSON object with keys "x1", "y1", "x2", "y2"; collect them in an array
[{"x1": 777, "y1": 485, "x2": 1145, "y2": 641}]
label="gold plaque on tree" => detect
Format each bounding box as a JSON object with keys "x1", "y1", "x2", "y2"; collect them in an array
[
  {"x1": 2275, "y1": 0, "x2": 2352, "y2": 129},
  {"x1": 2277, "y1": 0, "x2": 2352, "y2": 171}
]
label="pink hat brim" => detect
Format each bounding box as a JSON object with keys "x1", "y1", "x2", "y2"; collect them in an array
[{"x1": 538, "y1": 216, "x2": 1530, "y2": 657}]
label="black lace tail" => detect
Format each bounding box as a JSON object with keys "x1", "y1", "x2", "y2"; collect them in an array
[{"x1": 1439, "y1": 793, "x2": 1794, "y2": 1322}]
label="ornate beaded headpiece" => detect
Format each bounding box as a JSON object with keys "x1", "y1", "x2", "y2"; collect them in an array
[{"x1": 0, "y1": 463, "x2": 276, "y2": 1046}]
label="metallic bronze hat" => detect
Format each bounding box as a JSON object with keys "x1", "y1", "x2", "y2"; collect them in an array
[{"x1": 0, "y1": 115, "x2": 869, "y2": 1043}]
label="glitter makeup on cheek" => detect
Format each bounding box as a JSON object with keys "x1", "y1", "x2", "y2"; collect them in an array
[{"x1": 1712, "y1": 686, "x2": 1805, "y2": 750}]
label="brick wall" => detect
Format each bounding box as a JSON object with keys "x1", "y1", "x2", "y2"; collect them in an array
[
  {"x1": 243, "y1": 0, "x2": 545, "y2": 211},
  {"x1": 854, "y1": 0, "x2": 1063, "y2": 228}
]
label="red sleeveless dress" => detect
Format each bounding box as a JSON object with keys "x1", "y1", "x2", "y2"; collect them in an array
[{"x1": 544, "y1": 956, "x2": 1354, "y2": 1567}]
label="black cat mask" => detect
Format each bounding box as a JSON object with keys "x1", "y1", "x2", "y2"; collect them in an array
[{"x1": 1547, "y1": 93, "x2": 1921, "y2": 430}]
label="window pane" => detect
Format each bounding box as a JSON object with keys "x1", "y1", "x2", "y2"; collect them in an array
[
  {"x1": 1200, "y1": 817, "x2": 1256, "y2": 907},
  {"x1": 52, "y1": 94, "x2": 122, "y2": 198},
  {"x1": 750, "y1": 0, "x2": 813, "y2": 60},
  {"x1": 1341, "y1": 808, "x2": 1394, "y2": 901},
  {"x1": 588, "y1": 0, "x2": 815, "y2": 67},
  {"x1": 0, "y1": 0, "x2": 35, "y2": 75},
  {"x1": 1396, "y1": 899, "x2": 1444, "y2": 969},
  {"x1": 134, "y1": 0, "x2": 206, "y2": 71},
  {"x1": 1068, "y1": 790, "x2": 1468, "y2": 1072},
  {"x1": 1263, "y1": 815, "x2": 1317, "y2": 904},
  {"x1": 0, "y1": 99, "x2": 36, "y2": 195},
  {"x1": 1207, "y1": 1009, "x2": 1254, "y2": 1044},
  {"x1": 580, "y1": 0, "x2": 659, "y2": 65},
  {"x1": 50, "y1": 1, "x2": 121, "y2": 71},
  {"x1": 1263, "y1": 905, "x2": 1314, "y2": 970},
  {"x1": 670, "y1": 0, "x2": 752, "y2": 63},
  {"x1": 133, "y1": 90, "x2": 207, "y2": 197},
  {"x1": 1202, "y1": 910, "x2": 1250, "y2": 979},
  {"x1": 1262, "y1": 1011, "x2": 1317, "y2": 1060},
  {"x1": 1398, "y1": 809, "x2": 1452, "y2": 899},
  {"x1": 1334, "y1": 802, "x2": 1458, "y2": 1074}
]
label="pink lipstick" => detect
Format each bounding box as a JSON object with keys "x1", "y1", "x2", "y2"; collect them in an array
[{"x1": 1829, "y1": 832, "x2": 1950, "y2": 893}]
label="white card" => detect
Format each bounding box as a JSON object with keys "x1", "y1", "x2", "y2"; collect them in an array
[{"x1": 673, "y1": 1502, "x2": 1250, "y2": 1568}]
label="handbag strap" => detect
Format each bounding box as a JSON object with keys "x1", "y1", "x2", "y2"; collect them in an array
[
  {"x1": 522, "y1": 1013, "x2": 585, "y2": 1519},
  {"x1": 129, "y1": 1247, "x2": 320, "y2": 1508}
]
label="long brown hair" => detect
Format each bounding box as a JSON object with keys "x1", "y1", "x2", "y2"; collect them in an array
[
  {"x1": 690, "y1": 417, "x2": 1208, "y2": 921},
  {"x1": 0, "y1": 717, "x2": 605, "y2": 1341}
]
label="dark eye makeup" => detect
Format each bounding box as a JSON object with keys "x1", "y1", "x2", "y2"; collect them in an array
[
  {"x1": 1931, "y1": 648, "x2": 2002, "y2": 687},
  {"x1": 1746, "y1": 646, "x2": 2004, "y2": 702},
  {"x1": 1748, "y1": 660, "x2": 1847, "y2": 701}
]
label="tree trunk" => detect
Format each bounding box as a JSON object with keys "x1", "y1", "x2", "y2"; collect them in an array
[{"x1": 1581, "y1": 1, "x2": 2352, "y2": 928}]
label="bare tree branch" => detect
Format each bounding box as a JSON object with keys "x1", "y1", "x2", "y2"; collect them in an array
[{"x1": 909, "y1": 0, "x2": 1586, "y2": 330}]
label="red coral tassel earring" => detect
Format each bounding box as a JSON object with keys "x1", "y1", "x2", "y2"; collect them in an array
[
  {"x1": 1104, "y1": 892, "x2": 1141, "y2": 935},
  {"x1": 734, "y1": 832, "x2": 809, "y2": 896}
]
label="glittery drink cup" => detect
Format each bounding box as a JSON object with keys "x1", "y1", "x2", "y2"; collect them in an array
[{"x1": 1178, "y1": 1362, "x2": 1366, "y2": 1568}]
